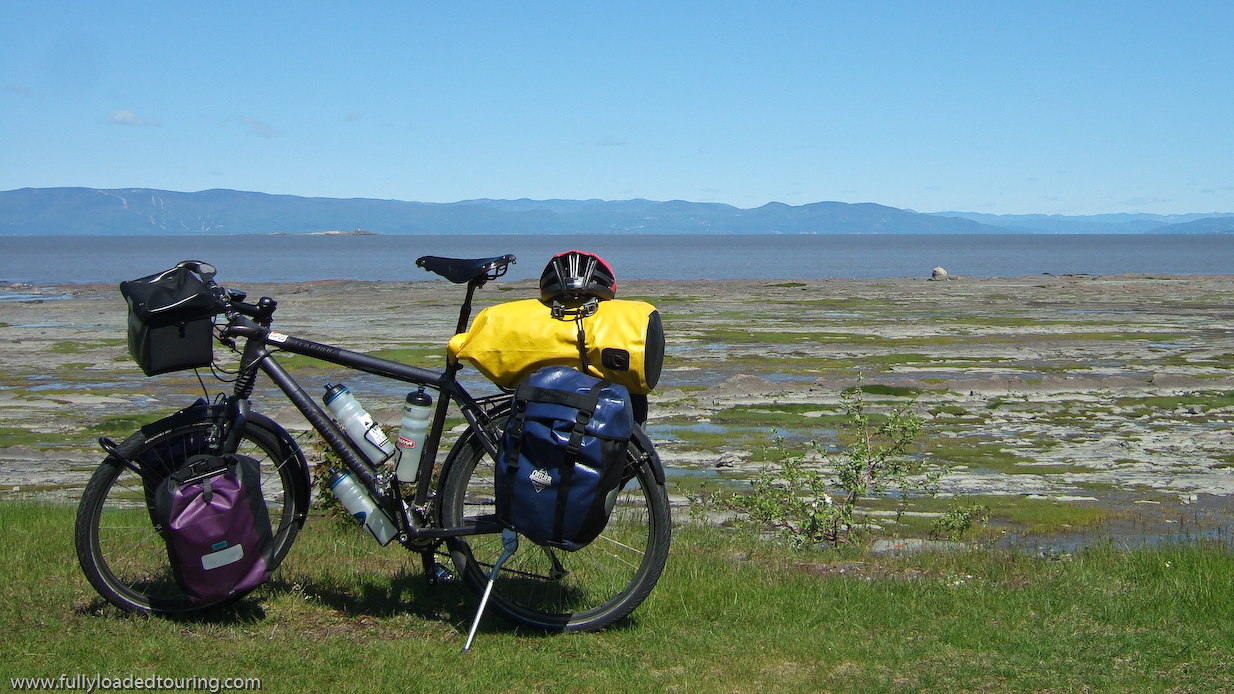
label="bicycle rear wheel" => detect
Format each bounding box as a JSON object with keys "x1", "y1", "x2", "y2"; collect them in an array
[
  {"x1": 438, "y1": 421, "x2": 671, "y2": 632},
  {"x1": 75, "y1": 418, "x2": 307, "y2": 614}
]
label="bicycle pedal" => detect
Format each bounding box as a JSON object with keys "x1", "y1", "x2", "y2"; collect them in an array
[{"x1": 422, "y1": 552, "x2": 454, "y2": 587}]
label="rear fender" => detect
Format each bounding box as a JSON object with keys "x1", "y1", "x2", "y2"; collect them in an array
[{"x1": 631, "y1": 424, "x2": 666, "y2": 486}]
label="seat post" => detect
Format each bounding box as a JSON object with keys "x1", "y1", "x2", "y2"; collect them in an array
[{"x1": 455, "y1": 280, "x2": 482, "y2": 335}]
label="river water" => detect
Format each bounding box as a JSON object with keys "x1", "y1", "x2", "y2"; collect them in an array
[{"x1": 2, "y1": 233, "x2": 1233, "y2": 284}]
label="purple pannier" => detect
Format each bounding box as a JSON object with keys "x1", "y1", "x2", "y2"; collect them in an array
[{"x1": 153, "y1": 454, "x2": 275, "y2": 605}]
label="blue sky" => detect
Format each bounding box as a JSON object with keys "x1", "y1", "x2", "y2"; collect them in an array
[{"x1": 2, "y1": 1, "x2": 1231, "y2": 215}]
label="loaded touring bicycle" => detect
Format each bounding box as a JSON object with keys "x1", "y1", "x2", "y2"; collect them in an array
[{"x1": 75, "y1": 254, "x2": 671, "y2": 637}]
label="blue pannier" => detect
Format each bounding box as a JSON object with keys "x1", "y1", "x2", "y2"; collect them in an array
[{"x1": 495, "y1": 366, "x2": 634, "y2": 551}]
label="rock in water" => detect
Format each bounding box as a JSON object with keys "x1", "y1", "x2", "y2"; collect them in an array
[{"x1": 931, "y1": 266, "x2": 948, "y2": 280}]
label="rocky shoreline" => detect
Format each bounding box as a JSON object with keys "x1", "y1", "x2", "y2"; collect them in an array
[{"x1": 4, "y1": 274, "x2": 1234, "y2": 541}]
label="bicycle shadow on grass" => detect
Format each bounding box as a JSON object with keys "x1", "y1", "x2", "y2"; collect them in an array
[
  {"x1": 75, "y1": 571, "x2": 476, "y2": 629},
  {"x1": 264, "y1": 569, "x2": 478, "y2": 625},
  {"x1": 77, "y1": 579, "x2": 645, "y2": 639},
  {"x1": 78, "y1": 572, "x2": 646, "y2": 638},
  {"x1": 263, "y1": 572, "x2": 647, "y2": 637},
  {"x1": 76, "y1": 595, "x2": 271, "y2": 626}
]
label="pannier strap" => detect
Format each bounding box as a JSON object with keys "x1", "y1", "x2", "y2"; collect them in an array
[
  {"x1": 553, "y1": 383, "x2": 604, "y2": 543},
  {"x1": 512, "y1": 381, "x2": 604, "y2": 411}
]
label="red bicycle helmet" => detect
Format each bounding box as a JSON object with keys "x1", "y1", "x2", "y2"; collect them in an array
[{"x1": 539, "y1": 250, "x2": 617, "y2": 308}]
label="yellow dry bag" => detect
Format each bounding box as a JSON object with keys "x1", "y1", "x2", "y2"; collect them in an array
[{"x1": 448, "y1": 299, "x2": 664, "y2": 394}]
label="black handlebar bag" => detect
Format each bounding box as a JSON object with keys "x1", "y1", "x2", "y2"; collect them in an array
[
  {"x1": 495, "y1": 366, "x2": 634, "y2": 551},
  {"x1": 120, "y1": 265, "x2": 221, "y2": 376}
]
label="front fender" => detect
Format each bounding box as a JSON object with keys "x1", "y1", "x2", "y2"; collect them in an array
[
  {"x1": 245, "y1": 411, "x2": 312, "y2": 520},
  {"x1": 128, "y1": 399, "x2": 311, "y2": 522}
]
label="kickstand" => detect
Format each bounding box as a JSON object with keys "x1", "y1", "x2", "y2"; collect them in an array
[{"x1": 463, "y1": 528, "x2": 518, "y2": 652}]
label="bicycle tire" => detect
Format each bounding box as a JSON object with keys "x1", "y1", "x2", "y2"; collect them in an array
[
  {"x1": 75, "y1": 418, "x2": 307, "y2": 614},
  {"x1": 438, "y1": 419, "x2": 671, "y2": 632}
]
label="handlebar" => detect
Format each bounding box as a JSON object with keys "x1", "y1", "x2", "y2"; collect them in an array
[
  {"x1": 230, "y1": 298, "x2": 275, "y2": 321},
  {"x1": 207, "y1": 280, "x2": 276, "y2": 327}
]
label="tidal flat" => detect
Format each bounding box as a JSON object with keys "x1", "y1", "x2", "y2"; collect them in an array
[{"x1": 4, "y1": 274, "x2": 1234, "y2": 547}]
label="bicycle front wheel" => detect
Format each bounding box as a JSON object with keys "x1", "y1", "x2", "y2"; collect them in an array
[
  {"x1": 75, "y1": 418, "x2": 307, "y2": 614},
  {"x1": 438, "y1": 423, "x2": 671, "y2": 632}
]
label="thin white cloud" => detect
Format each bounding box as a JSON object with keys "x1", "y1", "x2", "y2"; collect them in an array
[
  {"x1": 597, "y1": 136, "x2": 628, "y2": 146},
  {"x1": 1119, "y1": 196, "x2": 1172, "y2": 207},
  {"x1": 109, "y1": 110, "x2": 161, "y2": 127},
  {"x1": 228, "y1": 115, "x2": 281, "y2": 138},
  {"x1": 4, "y1": 83, "x2": 42, "y2": 99}
]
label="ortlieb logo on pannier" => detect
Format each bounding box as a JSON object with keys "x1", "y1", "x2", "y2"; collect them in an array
[
  {"x1": 152, "y1": 453, "x2": 275, "y2": 605},
  {"x1": 495, "y1": 366, "x2": 634, "y2": 551}
]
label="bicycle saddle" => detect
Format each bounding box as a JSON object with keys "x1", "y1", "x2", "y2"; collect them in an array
[{"x1": 415, "y1": 255, "x2": 516, "y2": 284}]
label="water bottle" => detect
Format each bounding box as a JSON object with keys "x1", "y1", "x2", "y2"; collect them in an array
[
  {"x1": 395, "y1": 388, "x2": 433, "y2": 483},
  {"x1": 323, "y1": 383, "x2": 394, "y2": 465},
  {"x1": 327, "y1": 468, "x2": 398, "y2": 545}
]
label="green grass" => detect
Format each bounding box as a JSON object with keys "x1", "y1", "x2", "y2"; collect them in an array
[
  {"x1": 849, "y1": 384, "x2": 921, "y2": 397},
  {"x1": 4, "y1": 503, "x2": 1234, "y2": 692},
  {"x1": 50, "y1": 341, "x2": 90, "y2": 354},
  {"x1": 0, "y1": 426, "x2": 52, "y2": 448},
  {"x1": 1115, "y1": 391, "x2": 1234, "y2": 413},
  {"x1": 697, "y1": 329, "x2": 852, "y2": 345},
  {"x1": 86, "y1": 412, "x2": 167, "y2": 439},
  {"x1": 710, "y1": 404, "x2": 846, "y2": 428},
  {"x1": 48, "y1": 338, "x2": 126, "y2": 354},
  {"x1": 871, "y1": 494, "x2": 1115, "y2": 538}
]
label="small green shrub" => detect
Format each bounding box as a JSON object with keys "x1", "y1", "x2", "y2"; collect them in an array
[
  {"x1": 716, "y1": 381, "x2": 937, "y2": 548},
  {"x1": 931, "y1": 497, "x2": 991, "y2": 540},
  {"x1": 306, "y1": 435, "x2": 355, "y2": 526}
]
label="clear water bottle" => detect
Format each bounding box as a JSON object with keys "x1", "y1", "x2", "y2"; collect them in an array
[
  {"x1": 323, "y1": 383, "x2": 394, "y2": 465},
  {"x1": 327, "y1": 468, "x2": 398, "y2": 546},
  {"x1": 395, "y1": 388, "x2": 433, "y2": 483}
]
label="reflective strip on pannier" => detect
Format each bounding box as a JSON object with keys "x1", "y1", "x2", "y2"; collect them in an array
[{"x1": 447, "y1": 299, "x2": 664, "y2": 394}]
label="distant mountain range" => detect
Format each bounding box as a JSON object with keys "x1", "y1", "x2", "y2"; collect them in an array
[
  {"x1": 2, "y1": 187, "x2": 1232, "y2": 236},
  {"x1": 933, "y1": 210, "x2": 1234, "y2": 234}
]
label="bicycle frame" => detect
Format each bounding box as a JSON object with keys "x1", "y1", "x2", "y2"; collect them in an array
[{"x1": 218, "y1": 284, "x2": 507, "y2": 548}]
